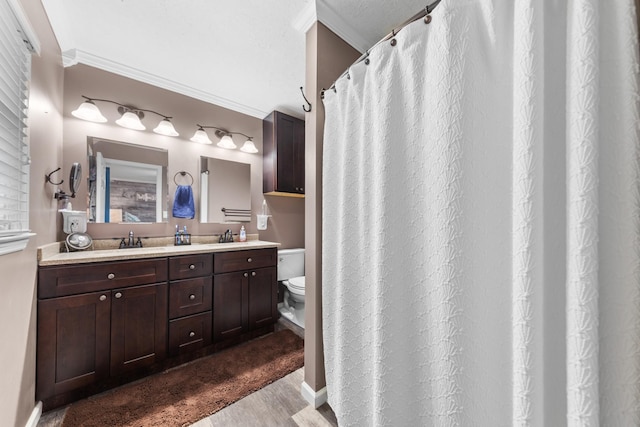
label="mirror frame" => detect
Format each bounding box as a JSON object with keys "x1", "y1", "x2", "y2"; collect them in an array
[{"x1": 87, "y1": 136, "x2": 169, "y2": 224}]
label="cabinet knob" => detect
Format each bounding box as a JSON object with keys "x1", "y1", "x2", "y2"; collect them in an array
[
  {"x1": 115, "y1": 292, "x2": 122, "y2": 299},
  {"x1": 251, "y1": 271, "x2": 256, "y2": 277},
  {"x1": 99, "y1": 295, "x2": 107, "y2": 301},
  {"x1": 300, "y1": 187, "x2": 304, "y2": 192},
  {"x1": 189, "y1": 331, "x2": 196, "y2": 338},
  {"x1": 189, "y1": 294, "x2": 196, "y2": 300},
  {"x1": 107, "y1": 273, "x2": 115, "y2": 280},
  {"x1": 189, "y1": 264, "x2": 196, "y2": 270},
  {"x1": 247, "y1": 257, "x2": 252, "y2": 263},
  {"x1": 243, "y1": 272, "x2": 248, "y2": 278}
]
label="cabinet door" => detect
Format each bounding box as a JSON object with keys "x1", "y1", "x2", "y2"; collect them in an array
[
  {"x1": 263, "y1": 111, "x2": 305, "y2": 195},
  {"x1": 275, "y1": 112, "x2": 297, "y2": 193},
  {"x1": 110, "y1": 283, "x2": 167, "y2": 376},
  {"x1": 293, "y1": 117, "x2": 305, "y2": 193},
  {"x1": 37, "y1": 291, "x2": 111, "y2": 401},
  {"x1": 248, "y1": 266, "x2": 278, "y2": 330},
  {"x1": 213, "y1": 271, "x2": 248, "y2": 340}
]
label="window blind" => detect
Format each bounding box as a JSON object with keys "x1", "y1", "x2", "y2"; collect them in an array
[{"x1": 0, "y1": 0, "x2": 33, "y2": 255}]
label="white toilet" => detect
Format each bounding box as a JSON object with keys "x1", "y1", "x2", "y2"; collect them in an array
[{"x1": 277, "y1": 248, "x2": 305, "y2": 328}]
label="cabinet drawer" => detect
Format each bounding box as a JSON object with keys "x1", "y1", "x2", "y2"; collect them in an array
[
  {"x1": 169, "y1": 277, "x2": 212, "y2": 319},
  {"x1": 213, "y1": 248, "x2": 276, "y2": 274},
  {"x1": 169, "y1": 312, "x2": 212, "y2": 356},
  {"x1": 39, "y1": 258, "x2": 168, "y2": 298},
  {"x1": 169, "y1": 254, "x2": 213, "y2": 280}
]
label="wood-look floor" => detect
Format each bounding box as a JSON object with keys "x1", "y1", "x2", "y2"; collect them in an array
[{"x1": 38, "y1": 319, "x2": 339, "y2": 427}]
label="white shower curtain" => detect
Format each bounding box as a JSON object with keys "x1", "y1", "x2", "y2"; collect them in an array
[{"x1": 322, "y1": 1, "x2": 640, "y2": 426}]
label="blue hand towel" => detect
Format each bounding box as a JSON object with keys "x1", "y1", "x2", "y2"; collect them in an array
[{"x1": 172, "y1": 185, "x2": 195, "y2": 219}]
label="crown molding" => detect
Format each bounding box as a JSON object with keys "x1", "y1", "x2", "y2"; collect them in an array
[
  {"x1": 61, "y1": 49, "x2": 270, "y2": 119},
  {"x1": 292, "y1": 1, "x2": 317, "y2": 34},
  {"x1": 315, "y1": 0, "x2": 369, "y2": 53}
]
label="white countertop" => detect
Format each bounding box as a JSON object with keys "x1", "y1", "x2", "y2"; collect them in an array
[{"x1": 38, "y1": 240, "x2": 280, "y2": 266}]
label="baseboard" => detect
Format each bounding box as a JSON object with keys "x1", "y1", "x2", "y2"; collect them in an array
[
  {"x1": 301, "y1": 381, "x2": 327, "y2": 409},
  {"x1": 25, "y1": 401, "x2": 42, "y2": 427}
]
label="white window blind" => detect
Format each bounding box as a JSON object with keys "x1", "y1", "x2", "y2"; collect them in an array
[{"x1": 0, "y1": 0, "x2": 34, "y2": 255}]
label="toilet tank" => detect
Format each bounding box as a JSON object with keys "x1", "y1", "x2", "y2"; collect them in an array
[{"x1": 277, "y1": 248, "x2": 305, "y2": 281}]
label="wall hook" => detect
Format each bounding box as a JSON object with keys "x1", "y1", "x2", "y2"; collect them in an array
[
  {"x1": 300, "y1": 86, "x2": 312, "y2": 112},
  {"x1": 45, "y1": 167, "x2": 64, "y2": 186}
]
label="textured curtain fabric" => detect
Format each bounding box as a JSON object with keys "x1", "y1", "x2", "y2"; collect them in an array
[{"x1": 321, "y1": 1, "x2": 640, "y2": 426}]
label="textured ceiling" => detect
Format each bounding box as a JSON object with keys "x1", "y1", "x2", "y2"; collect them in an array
[{"x1": 41, "y1": 0, "x2": 429, "y2": 120}]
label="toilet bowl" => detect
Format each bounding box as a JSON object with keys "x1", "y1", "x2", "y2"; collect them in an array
[
  {"x1": 281, "y1": 276, "x2": 305, "y2": 328},
  {"x1": 277, "y1": 249, "x2": 305, "y2": 329}
]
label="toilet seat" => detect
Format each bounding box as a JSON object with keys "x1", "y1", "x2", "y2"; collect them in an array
[{"x1": 285, "y1": 276, "x2": 305, "y2": 295}]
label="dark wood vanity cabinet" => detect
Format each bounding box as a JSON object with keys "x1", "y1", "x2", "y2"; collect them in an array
[
  {"x1": 110, "y1": 283, "x2": 167, "y2": 375},
  {"x1": 263, "y1": 110, "x2": 305, "y2": 195},
  {"x1": 213, "y1": 248, "x2": 278, "y2": 340},
  {"x1": 168, "y1": 254, "x2": 213, "y2": 356},
  {"x1": 37, "y1": 246, "x2": 278, "y2": 410},
  {"x1": 37, "y1": 291, "x2": 111, "y2": 401},
  {"x1": 37, "y1": 258, "x2": 168, "y2": 407}
]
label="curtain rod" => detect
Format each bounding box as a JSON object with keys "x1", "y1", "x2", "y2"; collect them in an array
[{"x1": 322, "y1": 0, "x2": 442, "y2": 97}]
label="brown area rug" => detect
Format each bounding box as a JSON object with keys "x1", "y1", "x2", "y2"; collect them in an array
[{"x1": 62, "y1": 329, "x2": 304, "y2": 426}]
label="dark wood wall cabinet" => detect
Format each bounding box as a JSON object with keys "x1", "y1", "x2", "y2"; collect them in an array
[
  {"x1": 263, "y1": 110, "x2": 305, "y2": 196},
  {"x1": 37, "y1": 247, "x2": 278, "y2": 410}
]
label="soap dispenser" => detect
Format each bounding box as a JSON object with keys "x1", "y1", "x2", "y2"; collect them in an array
[{"x1": 239, "y1": 225, "x2": 247, "y2": 242}]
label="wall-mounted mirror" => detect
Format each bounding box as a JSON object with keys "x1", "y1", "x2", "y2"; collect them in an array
[
  {"x1": 87, "y1": 137, "x2": 168, "y2": 223},
  {"x1": 200, "y1": 157, "x2": 251, "y2": 223},
  {"x1": 69, "y1": 162, "x2": 82, "y2": 196}
]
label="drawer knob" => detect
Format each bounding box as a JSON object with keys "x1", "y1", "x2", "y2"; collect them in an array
[
  {"x1": 251, "y1": 271, "x2": 256, "y2": 277},
  {"x1": 189, "y1": 294, "x2": 196, "y2": 300},
  {"x1": 243, "y1": 272, "x2": 248, "y2": 278},
  {"x1": 247, "y1": 257, "x2": 252, "y2": 263},
  {"x1": 189, "y1": 264, "x2": 196, "y2": 270},
  {"x1": 115, "y1": 292, "x2": 122, "y2": 299},
  {"x1": 107, "y1": 273, "x2": 115, "y2": 280},
  {"x1": 189, "y1": 331, "x2": 196, "y2": 338},
  {"x1": 99, "y1": 295, "x2": 107, "y2": 301}
]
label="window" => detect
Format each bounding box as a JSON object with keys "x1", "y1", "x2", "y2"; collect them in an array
[{"x1": 0, "y1": 0, "x2": 35, "y2": 255}]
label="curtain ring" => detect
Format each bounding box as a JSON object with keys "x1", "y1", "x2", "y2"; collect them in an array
[
  {"x1": 390, "y1": 38, "x2": 397, "y2": 46},
  {"x1": 424, "y1": 14, "x2": 432, "y2": 24}
]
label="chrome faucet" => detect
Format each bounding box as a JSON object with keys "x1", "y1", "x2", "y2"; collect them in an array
[
  {"x1": 119, "y1": 231, "x2": 143, "y2": 249},
  {"x1": 218, "y1": 229, "x2": 234, "y2": 243}
]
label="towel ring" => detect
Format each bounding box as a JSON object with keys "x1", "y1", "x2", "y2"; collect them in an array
[{"x1": 174, "y1": 171, "x2": 194, "y2": 186}]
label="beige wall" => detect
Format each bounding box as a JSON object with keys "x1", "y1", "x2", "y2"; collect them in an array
[
  {"x1": 1, "y1": 1, "x2": 64, "y2": 426},
  {"x1": 63, "y1": 64, "x2": 304, "y2": 248},
  {"x1": 1, "y1": 14, "x2": 304, "y2": 426},
  {"x1": 304, "y1": 23, "x2": 359, "y2": 392}
]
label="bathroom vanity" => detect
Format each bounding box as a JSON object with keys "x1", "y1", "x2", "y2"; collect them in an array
[{"x1": 36, "y1": 240, "x2": 279, "y2": 410}]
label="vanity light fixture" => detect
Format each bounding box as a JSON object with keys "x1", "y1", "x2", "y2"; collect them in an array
[
  {"x1": 191, "y1": 124, "x2": 257, "y2": 153},
  {"x1": 217, "y1": 134, "x2": 237, "y2": 150},
  {"x1": 71, "y1": 98, "x2": 107, "y2": 123},
  {"x1": 115, "y1": 108, "x2": 146, "y2": 130},
  {"x1": 240, "y1": 138, "x2": 258, "y2": 153},
  {"x1": 71, "y1": 95, "x2": 180, "y2": 137},
  {"x1": 190, "y1": 126, "x2": 214, "y2": 144}
]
